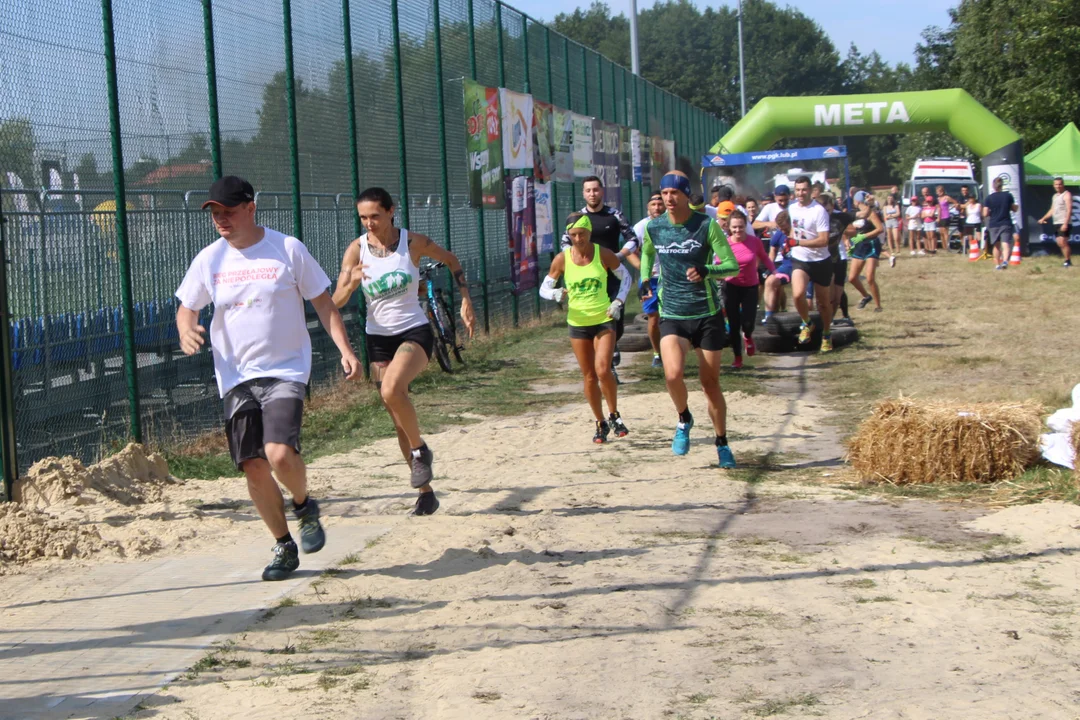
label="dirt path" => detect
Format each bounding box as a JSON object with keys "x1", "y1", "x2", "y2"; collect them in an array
[{"x1": 5, "y1": 353, "x2": 1080, "y2": 719}]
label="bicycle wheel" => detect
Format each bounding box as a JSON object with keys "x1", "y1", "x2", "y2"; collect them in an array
[
  {"x1": 427, "y1": 313, "x2": 453, "y2": 373},
  {"x1": 434, "y1": 293, "x2": 464, "y2": 365}
]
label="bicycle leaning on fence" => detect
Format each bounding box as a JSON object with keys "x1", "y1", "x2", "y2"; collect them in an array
[{"x1": 418, "y1": 261, "x2": 465, "y2": 373}]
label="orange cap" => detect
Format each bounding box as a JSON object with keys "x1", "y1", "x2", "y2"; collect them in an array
[{"x1": 717, "y1": 201, "x2": 736, "y2": 217}]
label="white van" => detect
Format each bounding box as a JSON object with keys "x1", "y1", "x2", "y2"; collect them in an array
[{"x1": 902, "y1": 158, "x2": 979, "y2": 205}]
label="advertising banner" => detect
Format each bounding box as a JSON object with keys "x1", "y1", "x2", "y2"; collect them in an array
[
  {"x1": 619, "y1": 126, "x2": 632, "y2": 182},
  {"x1": 506, "y1": 175, "x2": 538, "y2": 294},
  {"x1": 500, "y1": 89, "x2": 534, "y2": 171},
  {"x1": 532, "y1": 101, "x2": 555, "y2": 182},
  {"x1": 553, "y1": 108, "x2": 574, "y2": 182},
  {"x1": 534, "y1": 181, "x2": 555, "y2": 254},
  {"x1": 572, "y1": 113, "x2": 593, "y2": 178},
  {"x1": 463, "y1": 80, "x2": 504, "y2": 209},
  {"x1": 631, "y1": 130, "x2": 642, "y2": 182},
  {"x1": 592, "y1": 120, "x2": 621, "y2": 208},
  {"x1": 640, "y1": 134, "x2": 652, "y2": 186}
]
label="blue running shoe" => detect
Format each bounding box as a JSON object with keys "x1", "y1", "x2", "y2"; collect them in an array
[
  {"x1": 651, "y1": 354, "x2": 662, "y2": 368},
  {"x1": 717, "y1": 445, "x2": 737, "y2": 469},
  {"x1": 672, "y1": 416, "x2": 694, "y2": 455}
]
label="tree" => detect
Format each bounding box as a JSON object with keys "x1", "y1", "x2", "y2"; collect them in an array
[{"x1": 0, "y1": 117, "x2": 37, "y2": 188}]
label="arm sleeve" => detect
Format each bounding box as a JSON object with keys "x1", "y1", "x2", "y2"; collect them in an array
[
  {"x1": 752, "y1": 235, "x2": 775, "y2": 272},
  {"x1": 539, "y1": 275, "x2": 560, "y2": 300},
  {"x1": 705, "y1": 222, "x2": 739, "y2": 279},
  {"x1": 614, "y1": 209, "x2": 637, "y2": 249},
  {"x1": 612, "y1": 262, "x2": 631, "y2": 303},
  {"x1": 175, "y1": 255, "x2": 211, "y2": 312},
  {"x1": 640, "y1": 227, "x2": 655, "y2": 282},
  {"x1": 287, "y1": 237, "x2": 332, "y2": 300}
]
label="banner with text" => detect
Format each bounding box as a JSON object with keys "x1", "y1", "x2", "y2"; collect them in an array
[
  {"x1": 534, "y1": 181, "x2": 555, "y2": 254},
  {"x1": 463, "y1": 80, "x2": 504, "y2": 209},
  {"x1": 553, "y1": 108, "x2": 574, "y2": 182},
  {"x1": 572, "y1": 113, "x2": 594, "y2": 178},
  {"x1": 501, "y1": 89, "x2": 534, "y2": 171},
  {"x1": 592, "y1": 119, "x2": 621, "y2": 208},
  {"x1": 532, "y1": 101, "x2": 555, "y2": 182},
  {"x1": 506, "y1": 175, "x2": 538, "y2": 294}
]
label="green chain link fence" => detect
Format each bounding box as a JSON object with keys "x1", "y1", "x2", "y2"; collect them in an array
[{"x1": 0, "y1": 0, "x2": 726, "y2": 497}]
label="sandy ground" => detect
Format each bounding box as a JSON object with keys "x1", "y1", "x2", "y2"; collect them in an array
[{"x1": 5, "y1": 355, "x2": 1080, "y2": 719}]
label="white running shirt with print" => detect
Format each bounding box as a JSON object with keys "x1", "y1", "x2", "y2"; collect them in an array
[
  {"x1": 359, "y1": 228, "x2": 427, "y2": 336},
  {"x1": 788, "y1": 201, "x2": 831, "y2": 263},
  {"x1": 176, "y1": 228, "x2": 331, "y2": 397}
]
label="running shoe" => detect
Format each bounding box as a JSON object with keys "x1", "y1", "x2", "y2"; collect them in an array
[
  {"x1": 609, "y1": 412, "x2": 629, "y2": 438},
  {"x1": 889, "y1": 256, "x2": 897, "y2": 268},
  {"x1": 293, "y1": 497, "x2": 326, "y2": 554},
  {"x1": 1065, "y1": 260, "x2": 1072, "y2": 268},
  {"x1": 873, "y1": 307, "x2": 883, "y2": 313},
  {"x1": 762, "y1": 311, "x2": 773, "y2": 326},
  {"x1": 594, "y1": 419, "x2": 611, "y2": 444},
  {"x1": 857, "y1": 295, "x2": 872, "y2": 309},
  {"x1": 410, "y1": 490, "x2": 439, "y2": 516},
  {"x1": 410, "y1": 444, "x2": 434, "y2": 488},
  {"x1": 797, "y1": 322, "x2": 813, "y2": 344},
  {"x1": 917, "y1": 250, "x2": 926, "y2": 256},
  {"x1": 909, "y1": 250, "x2": 916, "y2": 256},
  {"x1": 262, "y1": 540, "x2": 299, "y2": 581},
  {"x1": 744, "y1": 335, "x2": 756, "y2": 357},
  {"x1": 732, "y1": 356, "x2": 743, "y2": 369},
  {"x1": 651, "y1": 354, "x2": 662, "y2": 368},
  {"x1": 994, "y1": 262, "x2": 1007, "y2": 271},
  {"x1": 612, "y1": 345, "x2": 622, "y2": 367},
  {"x1": 671, "y1": 416, "x2": 694, "y2": 456},
  {"x1": 717, "y1": 445, "x2": 737, "y2": 469},
  {"x1": 820, "y1": 335, "x2": 833, "y2": 353}
]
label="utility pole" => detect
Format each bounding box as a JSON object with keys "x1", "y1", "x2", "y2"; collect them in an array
[
  {"x1": 737, "y1": 0, "x2": 747, "y2": 117},
  {"x1": 629, "y1": 0, "x2": 640, "y2": 76}
]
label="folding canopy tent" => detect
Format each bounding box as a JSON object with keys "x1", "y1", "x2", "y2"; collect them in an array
[{"x1": 1023, "y1": 122, "x2": 1080, "y2": 247}]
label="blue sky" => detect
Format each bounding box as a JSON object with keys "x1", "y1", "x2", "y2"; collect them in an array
[{"x1": 511, "y1": 0, "x2": 955, "y2": 66}]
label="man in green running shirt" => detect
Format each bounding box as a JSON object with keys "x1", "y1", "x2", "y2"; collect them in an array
[{"x1": 640, "y1": 171, "x2": 740, "y2": 469}]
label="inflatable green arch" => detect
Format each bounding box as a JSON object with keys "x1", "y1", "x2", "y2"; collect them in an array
[{"x1": 710, "y1": 90, "x2": 1024, "y2": 228}]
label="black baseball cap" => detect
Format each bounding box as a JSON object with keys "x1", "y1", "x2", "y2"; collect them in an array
[{"x1": 201, "y1": 176, "x2": 255, "y2": 209}]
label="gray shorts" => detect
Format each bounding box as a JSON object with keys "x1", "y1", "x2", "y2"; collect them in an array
[
  {"x1": 224, "y1": 378, "x2": 306, "y2": 469},
  {"x1": 987, "y1": 225, "x2": 1013, "y2": 246}
]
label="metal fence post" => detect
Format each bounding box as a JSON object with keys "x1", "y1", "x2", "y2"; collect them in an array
[
  {"x1": 101, "y1": 0, "x2": 142, "y2": 444},
  {"x1": 281, "y1": 0, "x2": 303, "y2": 240},
  {"x1": 341, "y1": 0, "x2": 370, "y2": 378},
  {"x1": 494, "y1": 1, "x2": 515, "y2": 328},
  {"x1": 466, "y1": 0, "x2": 489, "y2": 333},
  {"x1": 0, "y1": 202, "x2": 18, "y2": 498},
  {"x1": 201, "y1": 0, "x2": 223, "y2": 179},
  {"x1": 390, "y1": 0, "x2": 410, "y2": 226},
  {"x1": 563, "y1": 36, "x2": 574, "y2": 208},
  {"x1": 522, "y1": 16, "x2": 540, "y2": 320},
  {"x1": 544, "y1": 25, "x2": 559, "y2": 261},
  {"x1": 431, "y1": 0, "x2": 456, "y2": 315}
]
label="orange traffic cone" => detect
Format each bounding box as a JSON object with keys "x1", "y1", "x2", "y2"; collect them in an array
[
  {"x1": 968, "y1": 236, "x2": 980, "y2": 261},
  {"x1": 1009, "y1": 240, "x2": 1022, "y2": 266}
]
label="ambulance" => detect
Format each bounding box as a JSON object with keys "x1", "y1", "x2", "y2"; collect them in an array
[{"x1": 901, "y1": 158, "x2": 979, "y2": 206}]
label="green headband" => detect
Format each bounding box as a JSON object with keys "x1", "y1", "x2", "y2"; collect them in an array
[{"x1": 566, "y1": 215, "x2": 592, "y2": 232}]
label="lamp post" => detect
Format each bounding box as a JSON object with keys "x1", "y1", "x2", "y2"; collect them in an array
[
  {"x1": 738, "y1": 0, "x2": 746, "y2": 117},
  {"x1": 629, "y1": 0, "x2": 640, "y2": 76}
]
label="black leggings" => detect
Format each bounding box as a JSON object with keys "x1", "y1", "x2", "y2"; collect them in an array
[{"x1": 724, "y1": 283, "x2": 759, "y2": 357}]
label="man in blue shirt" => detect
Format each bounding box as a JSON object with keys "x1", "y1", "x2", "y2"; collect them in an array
[{"x1": 983, "y1": 177, "x2": 1017, "y2": 270}]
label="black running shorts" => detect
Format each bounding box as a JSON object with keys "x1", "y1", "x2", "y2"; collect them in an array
[
  {"x1": 568, "y1": 320, "x2": 616, "y2": 340},
  {"x1": 224, "y1": 378, "x2": 306, "y2": 470},
  {"x1": 659, "y1": 312, "x2": 726, "y2": 351},
  {"x1": 791, "y1": 258, "x2": 834, "y2": 287},
  {"x1": 367, "y1": 323, "x2": 434, "y2": 364}
]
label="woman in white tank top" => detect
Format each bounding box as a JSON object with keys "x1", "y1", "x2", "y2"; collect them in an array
[{"x1": 332, "y1": 188, "x2": 476, "y2": 515}]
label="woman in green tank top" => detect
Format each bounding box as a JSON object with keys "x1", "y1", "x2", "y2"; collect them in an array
[{"x1": 540, "y1": 212, "x2": 632, "y2": 443}]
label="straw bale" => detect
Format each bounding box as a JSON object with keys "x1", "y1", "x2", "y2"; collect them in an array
[{"x1": 848, "y1": 398, "x2": 1043, "y2": 484}]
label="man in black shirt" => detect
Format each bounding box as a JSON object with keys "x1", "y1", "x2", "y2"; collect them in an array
[
  {"x1": 982, "y1": 177, "x2": 1017, "y2": 270},
  {"x1": 561, "y1": 175, "x2": 638, "y2": 378}
]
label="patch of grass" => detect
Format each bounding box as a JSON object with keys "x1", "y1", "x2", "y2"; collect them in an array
[
  {"x1": 856, "y1": 595, "x2": 896, "y2": 604},
  {"x1": 472, "y1": 690, "x2": 502, "y2": 702},
  {"x1": 365, "y1": 535, "x2": 384, "y2": 549},
  {"x1": 900, "y1": 533, "x2": 1021, "y2": 553},
  {"x1": 1022, "y1": 578, "x2": 1055, "y2": 591},
  {"x1": 686, "y1": 692, "x2": 711, "y2": 705},
  {"x1": 183, "y1": 649, "x2": 251, "y2": 680},
  {"x1": 840, "y1": 578, "x2": 877, "y2": 589},
  {"x1": 298, "y1": 628, "x2": 340, "y2": 651},
  {"x1": 276, "y1": 597, "x2": 299, "y2": 608},
  {"x1": 321, "y1": 568, "x2": 345, "y2": 578},
  {"x1": 338, "y1": 552, "x2": 362, "y2": 565},
  {"x1": 750, "y1": 693, "x2": 821, "y2": 716}
]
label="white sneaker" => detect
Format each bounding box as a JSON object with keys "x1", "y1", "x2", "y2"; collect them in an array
[
  {"x1": 917, "y1": 250, "x2": 926, "y2": 256},
  {"x1": 889, "y1": 256, "x2": 897, "y2": 268},
  {"x1": 909, "y1": 250, "x2": 916, "y2": 256}
]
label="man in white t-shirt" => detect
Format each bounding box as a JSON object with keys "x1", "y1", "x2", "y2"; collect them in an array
[
  {"x1": 752, "y1": 184, "x2": 791, "y2": 234},
  {"x1": 175, "y1": 176, "x2": 362, "y2": 581},
  {"x1": 786, "y1": 176, "x2": 836, "y2": 352}
]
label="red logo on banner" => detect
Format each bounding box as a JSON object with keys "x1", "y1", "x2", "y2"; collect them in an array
[{"x1": 485, "y1": 87, "x2": 501, "y2": 140}]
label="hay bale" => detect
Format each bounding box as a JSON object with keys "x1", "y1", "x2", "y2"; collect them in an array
[
  {"x1": 1072, "y1": 422, "x2": 1080, "y2": 473},
  {"x1": 848, "y1": 398, "x2": 1043, "y2": 484}
]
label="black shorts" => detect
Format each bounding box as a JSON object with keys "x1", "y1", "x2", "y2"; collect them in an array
[
  {"x1": 367, "y1": 323, "x2": 434, "y2": 364},
  {"x1": 965, "y1": 222, "x2": 982, "y2": 233},
  {"x1": 832, "y1": 257, "x2": 849, "y2": 283},
  {"x1": 791, "y1": 258, "x2": 834, "y2": 287},
  {"x1": 224, "y1": 378, "x2": 306, "y2": 470},
  {"x1": 569, "y1": 320, "x2": 616, "y2": 340},
  {"x1": 659, "y1": 313, "x2": 726, "y2": 351}
]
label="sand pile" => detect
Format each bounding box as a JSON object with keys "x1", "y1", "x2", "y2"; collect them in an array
[
  {"x1": 0, "y1": 503, "x2": 114, "y2": 570},
  {"x1": 14, "y1": 443, "x2": 176, "y2": 510}
]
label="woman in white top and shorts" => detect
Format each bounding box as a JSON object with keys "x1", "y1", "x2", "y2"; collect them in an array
[
  {"x1": 963, "y1": 196, "x2": 983, "y2": 253},
  {"x1": 333, "y1": 187, "x2": 476, "y2": 516}
]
